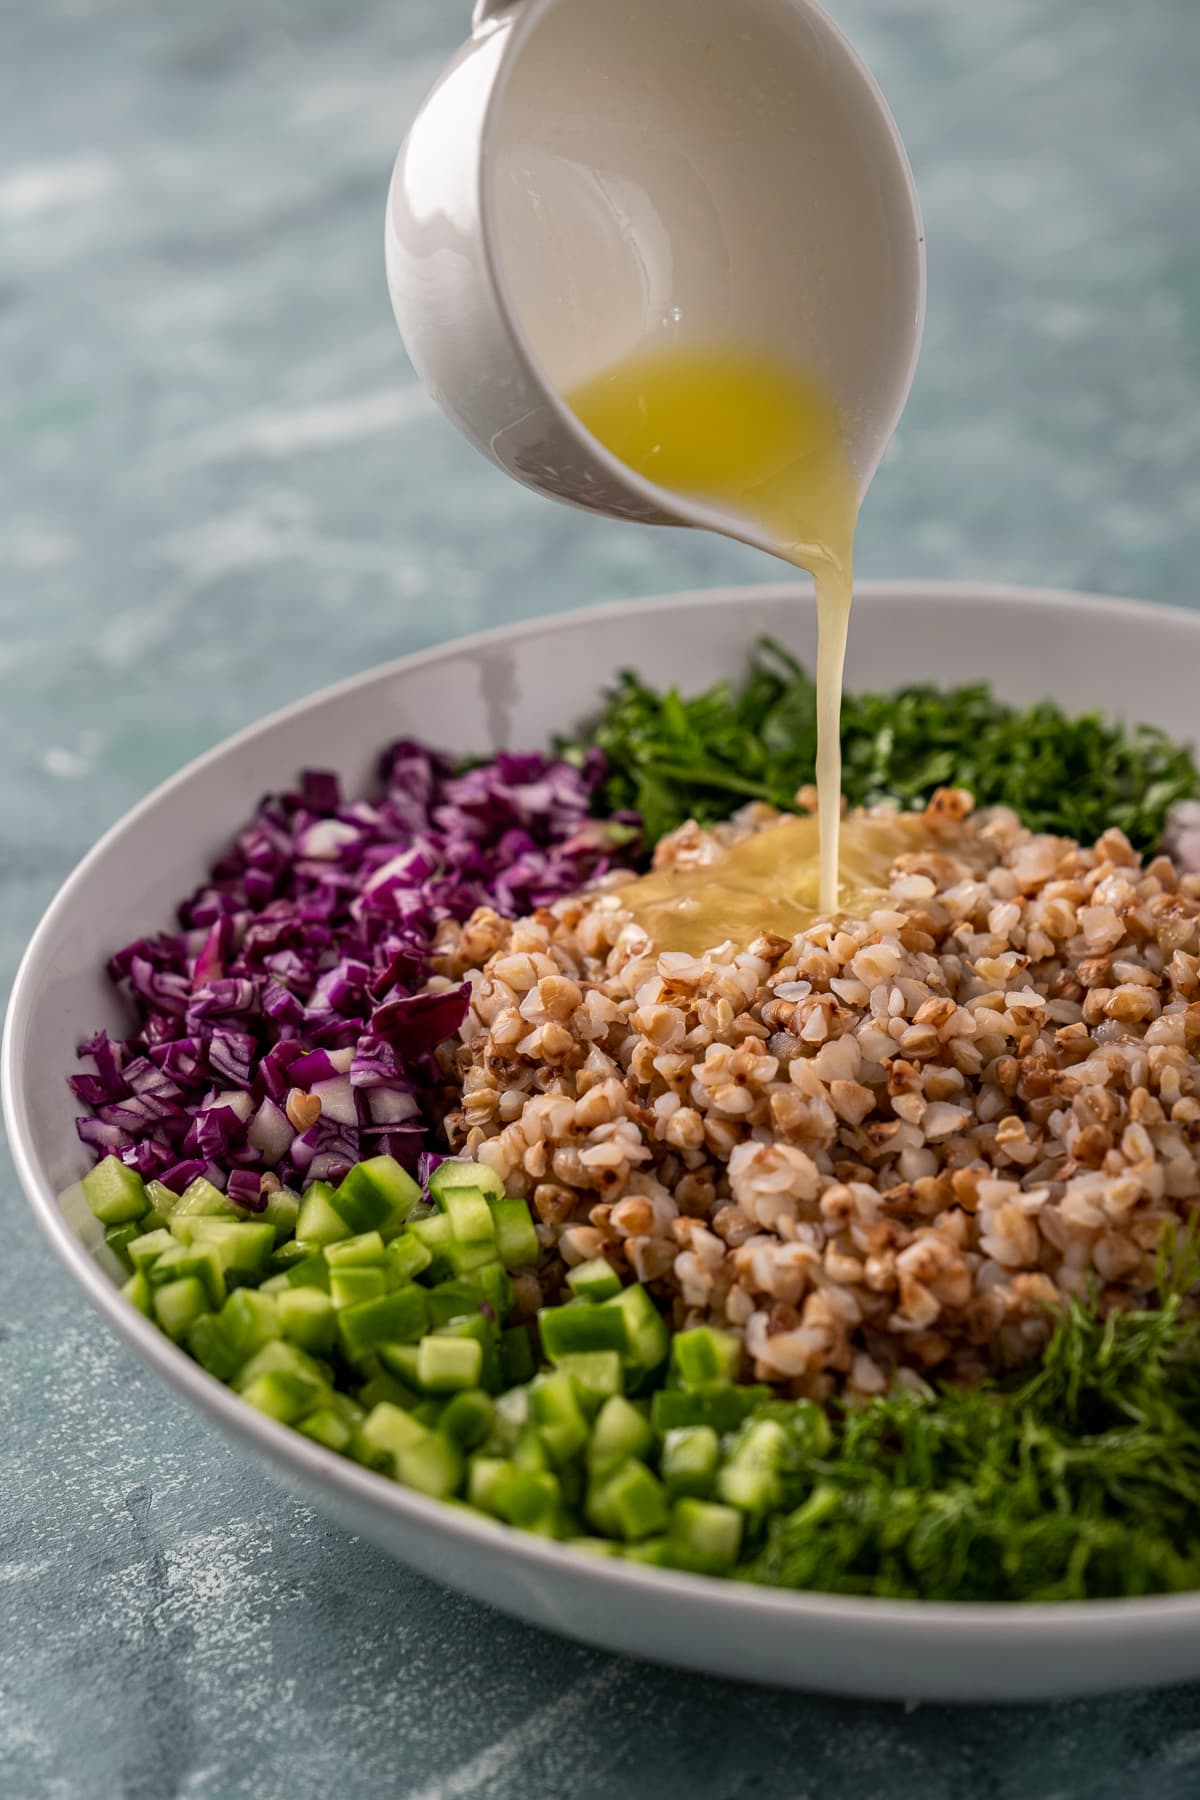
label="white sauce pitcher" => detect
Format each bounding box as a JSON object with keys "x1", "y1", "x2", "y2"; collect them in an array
[{"x1": 386, "y1": 0, "x2": 925, "y2": 555}]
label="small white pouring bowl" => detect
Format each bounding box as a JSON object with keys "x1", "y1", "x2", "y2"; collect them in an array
[{"x1": 386, "y1": 0, "x2": 925, "y2": 557}]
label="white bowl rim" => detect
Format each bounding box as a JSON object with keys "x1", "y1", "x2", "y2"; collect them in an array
[{"x1": 8, "y1": 576, "x2": 1200, "y2": 1640}]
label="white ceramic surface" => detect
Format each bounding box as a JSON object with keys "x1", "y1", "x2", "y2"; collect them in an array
[
  {"x1": 7, "y1": 582, "x2": 1200, "y2": 1704},
  {"x1": 385, "y1": 0, "x2": 925, "y2": 549}
]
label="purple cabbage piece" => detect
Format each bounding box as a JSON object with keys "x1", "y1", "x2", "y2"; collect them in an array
[{"x1": 71, "y1": 738, "x2": 618, "y2": 1195}]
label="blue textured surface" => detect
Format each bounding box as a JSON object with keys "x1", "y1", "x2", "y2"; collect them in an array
[{"x1": 4, "y1": 1, "x2": 1200, "y2": 1794}]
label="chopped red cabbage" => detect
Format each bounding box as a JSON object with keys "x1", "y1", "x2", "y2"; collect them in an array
[{"x1": 72, "y1": 739, "x2": 617, "y2": 1193}]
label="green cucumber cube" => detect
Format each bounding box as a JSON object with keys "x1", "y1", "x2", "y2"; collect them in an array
[
  {"x1": 241, "y1": 1370, "x2": 323, "y2": 1424},
  {"x1": 218, "y1": 1287, "x2": 281, "y2": 1361},
  {"x1": 173, "y1": 1177, "x2": 238, "y2": 1219},
  {"x1": 325, "y1": 1230, "x2": 386, "y2": 1268},
  {"x1": 333, "y1": 1156, "x2": 421, "y2": 1238},
  {"x1": 143, "y1": 1178, "x2": 178, "y2": 1221},
  {"x1": 296, "y1": 1407, "x2": 353, "y2": 1452},
  {"x1": 127, "y1": 1227, "x2": 175, "y2": 1272},
  {"x1": 426, "y1": 1280, "x2": 488, "y2": 1330},
  {"x1": 171, "y1": 1217, "x2": 276, "y2": 1275},
  {"x1": 395, "y1": 1433, "x2": 464, "y2": 1500},
  {"x1": 717, "y1": 1419, "x2": 787, "y2": 1515},
  {"x1": 528, "y1": 1371, "x2": 590, "y2": 1466},
  {"x1": 357, "y1": 1365, "x2": 419, "y2": 1411},
  {"x1": 359, "y1": 1402, "x2": 429, "y2": 1473},
  {"x1": 588, "y1": 1395, "x2": 653, "y2": 1474},
  {"x1": 277, "y1": 1287, "x2": 337, "y2": 1356},
  {"x1": 386, "y1": 1233, "x2": 433, "y2": 1287},
  {"x1": 82, "y1": 1156, "x2": 148, "y2": 1225},
  {"x1": 552, "y1": 1351, "x2": 622, "y2": 1410},
  {"x1": 565, "y1": 1257, "x2": 622, "y2": 1303},
  {"x1": 466, "y1": 1261, "x2": 514, "y2": 1321},
  {"x1": 408, "y1": 1213, "x2": 455, "y2": 1257},
  {"x1": 122, "y1": 1269, "x2": 153, "y2": 1316},
  {"x1": 146, "y1": 1243, "x2": 226, "y2": 1310},
  {"x1": 329, "y1": 1267, "x2": 388, "y2": 1311},
  {"x1": 186, "y1": 1313, "x2": 245, "y2": 1382},
  {"x1": 375, "y1": 1343, "x2": 422, "y2": 1389},
  {"x1": 260, "y1": 1187, "x2": 301, "y2": 1239},
  {"x1": 670, "y1": 1327, "x2": 740, "y2": 1391},
  {"x1": 295, "y1": 1183, "x2": 353, "y2": 1247},
  {"x1": 232, "y1": 1339, "x2": 330, "y2": 1410},
  {"x1": 153, "y1": 1276, "x2": 210, "y2": 1341},
  {"x1": 104, "y1": 1221, "x2": 141, "y2": 1271},
  {"x1": 661, "y1": 1425, "x2": 720, "y2": 1498},
  {"x1": 416, "y1": 1335, "x2": 483, "y2": 1393},
  {"x1": 586, "y1": 1458, "x2": 669, "y2": 1541},
  {"x1": 442, "y1": 1187, "x2": 495, "y2": 1246},
  {"x1": 337, "y1": 1286, "x2": 430, "y2": 1359},
  {"x1": 492, "y1": 1198, "x2": 539, "y2": 1270},
  {"x1": 651, "y1": 1386, "x2": 772, "y2": 1437},
  {"x1": 499, "y1": 1324, "x2": 536, "y2": 1386},
  {"x1": 429, "y1": 1158, "x2": 505, "y2": 1204},
  {"x1": 438, "y1": 1389, "x2": 495, "y2": 1450},
  {"x1": 539, "y1": 1300, "x2": 629, "y2": 1362},
  {"x1": 669, "y1": 1499, "x2": 744, "y2": 1572},
  {"x1": 603, "y1": 1285, "x2": 668, "y2": 1376},
  {"x1": 467, "y1": 1455, "x2": 511, "y2": 1515},
  {"x1": 566, "y1": 1537, "x2": 622, "y2": 1558}
]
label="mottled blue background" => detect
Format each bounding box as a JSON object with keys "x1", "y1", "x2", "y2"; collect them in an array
[{"x1": 4, "y1": 1, "x2": 1200, "y2": 1794}]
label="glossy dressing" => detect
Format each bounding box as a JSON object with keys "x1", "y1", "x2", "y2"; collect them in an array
[
  {"x1": 609, "y1": 811, "x2": 926, "y2": 956},
  {"x1": 566, "y1": 344, "x2": 858, "y2": 922}
]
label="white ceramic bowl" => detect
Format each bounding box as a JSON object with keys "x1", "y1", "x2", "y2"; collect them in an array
[{"x1": 8, "y1": 581, "x2": 1200, "y2": 1704}]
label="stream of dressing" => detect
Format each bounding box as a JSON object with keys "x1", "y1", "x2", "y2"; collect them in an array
[{"x1": 566, "y1": 344, "x2": 858, "y2": 918}]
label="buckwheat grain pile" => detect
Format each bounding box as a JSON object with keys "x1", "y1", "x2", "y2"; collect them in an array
[{"x1": 432, "y1": 792, "x2": 1200, "y2": 1399}]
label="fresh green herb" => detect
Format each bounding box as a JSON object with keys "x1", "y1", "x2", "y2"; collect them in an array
[
  {"x1": 562, "y1": 637, "x2": 1199, "y2": 852},
  {"x1": 745, "y1": 1237, "x2": 1200, "y2": 1601}
]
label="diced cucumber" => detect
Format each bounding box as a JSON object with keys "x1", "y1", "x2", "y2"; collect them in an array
[
  {"x1": 146, "y1": 1243, "x2": 226, "y2": 1311},
  {"x1": 395, "y1": 1432, "x2": 464, "y2": 1499},
  {"x1": 122, "y1": 1269, "x2": 153, "y2": 1316},
  {"x1": 539, "y1": 1300, "x2": 629, "y2": 1362},
  {"x1": 552, "y1": 1351, "x2": 622, "y2": 1410},
  {"x1": 411, "y1": 1398, "x2": 445, "y2": 1429},
  {"x1": 602, "y1": 1285, "x2": 668, "y2": 1377},
  {"x1": 499, "y1": 1324, "x2": 536, "y2": 1386},
  {"x1": 650, "y1": 1386, "x2": 773, "y2": 1438},
  {"x1": 408, "y1": 1213, "x2": 455, "y2": 1257},
  {"x1": 670, "y1": 1327, "x2": 740, "y2": 1391},
  {"x1": 588, "y1": 1395, "x2": 653, "y2": 1474},
  {"x1": 277, "y1": 1287, "x2": 337, "y2": 1356},
  {"x1": 566, "y1": 1536, "x2": 623, "y2": 1558},
  {"x1": 434, "y1": 1313, "x2": 502, "y2": 1391},
  {"x1": 218, "y1": 1287, "x2": 281, "y2": 1361},
  {"x1": 622, "y1": 1537, "x2": 669, "y2": 1566},
  {"x1": 329, "y1": 1267, "x2": 388, "y2": 1311},
  {"x1": 337, "y1": 1286, "x2": 430, "y2": 1359},
  {"x1": 492, "y1": 1198, "x2": 539, "y2": 1269},
  {"x1": 426, "y1": 1280, "x2": 488, "y2": 1330},
  {"x1": 186, "y1": 1313, "x2": 245, "y2": 1382},
  {"x1": 438, "y1": 1389, "x2": 495, "y2": 1450},
  {"x1": 232, "y1": 1339, "x2": 330, "y2": 1409},
  {"x1": 528, "y1": 1371, "x2": 590, "y2": 1466},
  {"x1": 468, "y1": 1459, "x2": 561, "y2": 1531},
  {"x1": 445, "y1": 1238, "x2": 502, "y2": 1279},
  {"x1": 359, "y1": 1401, "x2": 428, "y2": 1473},
  {"x1": 296, "y1": 1407, "x2": 353, "y2": 1452},
  {"x1": 104, "y1": 1221, "x2": 142, "y2": 1271},
  {"x1": 385, "y1": 1233, "x2": 433, "y2": 1287},
  {"x1": 153, "y1": 1276, "x2": 210, "y2": 1341},
  {"x1": 259, "y1": 1187, "x2": 300, "y2": 1240},
  {"x1": 512, "y1": 1427, "x2": 553, "y2": 1474},
  {"x1": 667, "y1": 1499, "x2": 744, "y2": 1573},
  {"x1": 661, "y1": 1425, "x2": 721, "y2": 1498},
  {"x1": 325, "y1": 1230, "x2": 386, "y2": 1268},
  {"x1": 717, "y1": 1419, "x2": 787, "y2": 1515},
  {"x1": 565, "y1": 1257, "x2": 622, "y2": 1303},
  {"x1": 465, "y1": 1261, "x2": 514, "y2": 1321},
  {"x1": 169, "y1": 1217, "x2": 276, "y2": 1275},
  {"x1": 173, "y1": 1177, "x2": 238, "y2": 1219},
  {"x1": 416, "y1": 1335, "x2": 483, "y2": 1393},
  {"x1": 429, "y1": 1158, "x2": 505, "y2": 1205},
  {"x1": 295, "y1": 1183, "x2": 353, "y2": 1247},
  {"x1": 375, "y1": 1343, "x2": 422, "y2": 1389},
  {"x1": 586, "y1": 1458, "x2": 669, "y2": 1541},
  {"x1": 442, "y1": 1187, "x2": 495, "y2": 1246},
  {"x1": 143, "y1": 1179, "x2": 179, "y2": 1221},
  {"x1": 127, "y1": 1227, "x2": 175, "y2": 1272},
  {"x1": 467, "y1": 1455, "x2": 511, "y2": 1515},
  {"x1": 333, "y1": 1155, "x2": 421, "y2": 1238},
  {"x1": 82, "y1": 1156, "x2": 148, "y2": 1225},
  {"x1": 357, "y1": 1365, "x2": 419, "y2": 1411},
  {"x1": 241, "y1": 1370, "x2": 324, "y2": 1424}
]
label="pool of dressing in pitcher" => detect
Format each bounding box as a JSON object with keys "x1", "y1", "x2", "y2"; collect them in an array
[{"x1": 567, "y1": 342, "x2": 891, "y2": 945}]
